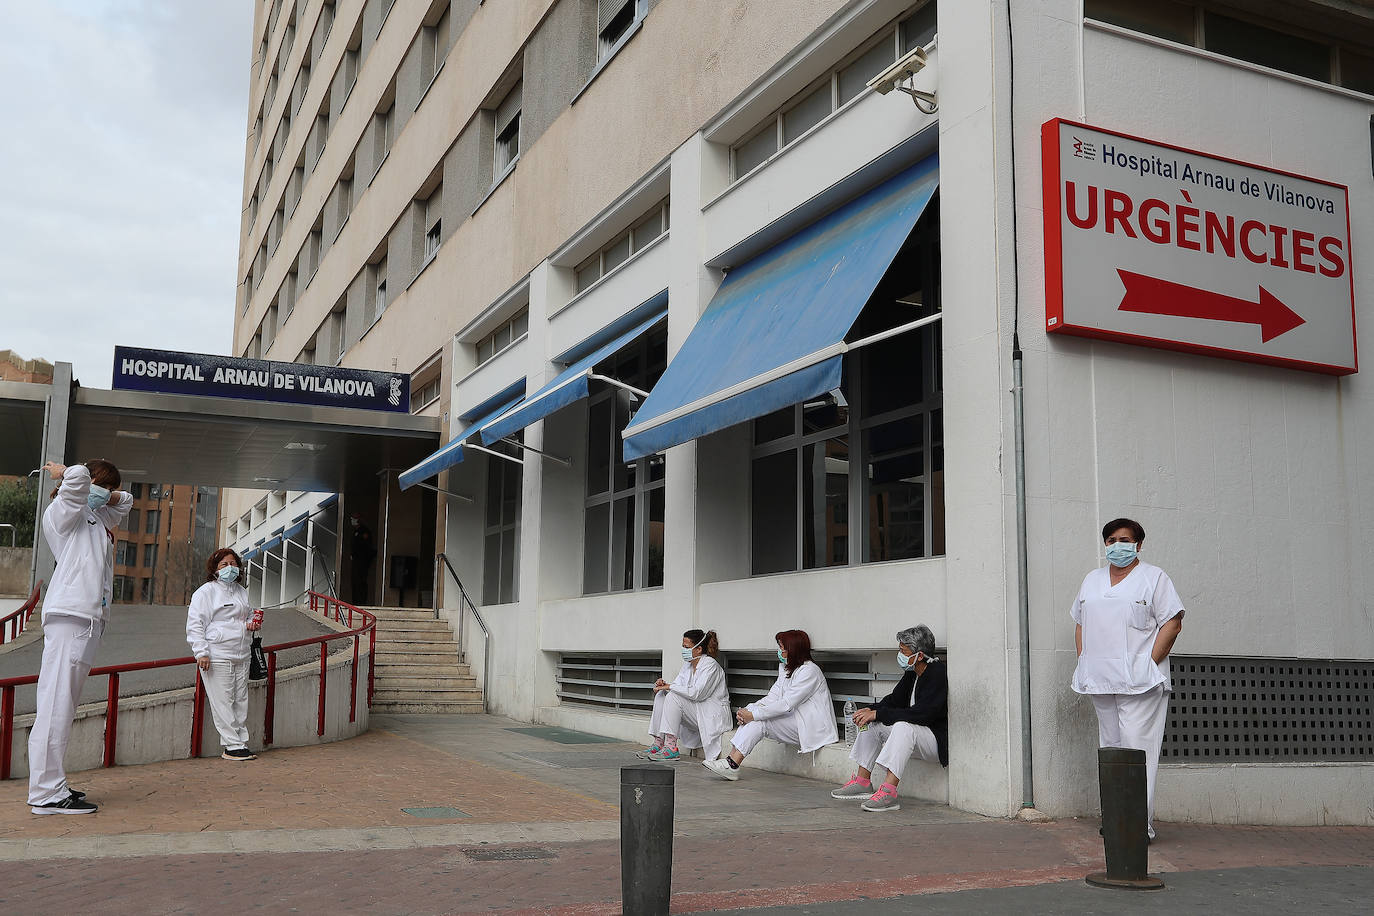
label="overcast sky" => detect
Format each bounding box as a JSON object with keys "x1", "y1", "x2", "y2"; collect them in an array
[{"x1": 0, "y1": 1, "x2": 254, "y2": 388}]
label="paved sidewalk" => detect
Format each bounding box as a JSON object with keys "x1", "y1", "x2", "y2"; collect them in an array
[{"x1": 0, "y1": 714, "x2": 1370, "y2": 914}]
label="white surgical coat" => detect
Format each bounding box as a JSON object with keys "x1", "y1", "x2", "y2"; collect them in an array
[
  {"x1": 650, "y1": 655, "x2": 731, "y2": 750},
  {"x1": 40, "y1": 465, "x2": 132, "y2": 625},
  {"x1": 1070, "y1": 560, "x2": 1185, "y2": 696},
  {"x1": 187, "y1": 579, "x2": 255, "y2": 662},
  {"x1": 746, "y1": 660, "x2": 838, "y2": 753}
]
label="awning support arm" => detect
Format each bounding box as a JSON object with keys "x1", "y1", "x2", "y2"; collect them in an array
[
  {"x1": 588, "y1": 373, "x2": 650, "y2": 399},
  {"x1": 406, "y1": 479, "x2": 475, "y2": 504},
  {"x1": 473, "y1": 439, "x2": 572, "y2": 468}
]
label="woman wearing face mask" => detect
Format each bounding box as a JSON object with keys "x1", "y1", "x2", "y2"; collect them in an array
[
  {"x1": 703, "y1": 629, "x2": 837, "y2": 780},
  {"x1": 187, "y1": 548, "x2": 262, "y2": 761},
  {"x1": 29, "y1": 459, "x2": 132, "y2": 815},
  {"x1": 831, "y1": 624, "x2": 948, "y2": 812},
  {"x1": 638, "y1": 629, "x2": 730, "y2": 762},
  {"x1": 1070, "y1": 518, "x2": 1184, "y2": 842}
]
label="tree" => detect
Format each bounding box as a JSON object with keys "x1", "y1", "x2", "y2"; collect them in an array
[{"x1": 0, "y1": 477, "x2": 38, "y2": 548}]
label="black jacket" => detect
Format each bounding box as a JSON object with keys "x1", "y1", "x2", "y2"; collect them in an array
[{"x1": 863, "y1": 659, "x2": 948, "y2": 767}]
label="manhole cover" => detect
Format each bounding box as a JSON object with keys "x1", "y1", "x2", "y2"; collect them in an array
[
  {"x1": 401, "y1": 806, "x2": 470, "y2": 819},
  {"x1": 505, "y1": 726, "x2": 622, "y2": 745},
  {"x1": 465, "y1": 845, "x2": 557, "y2": 862}
]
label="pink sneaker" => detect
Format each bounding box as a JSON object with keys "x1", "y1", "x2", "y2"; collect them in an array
[
  {"x1": 861, "y1": 784, "x2": 900, "y2": 812},
  {"x1": 831, "y1": 776, "x2": 873, "y2": 799}
]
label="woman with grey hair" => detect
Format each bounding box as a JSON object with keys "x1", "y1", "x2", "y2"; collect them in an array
[{"x1": 831, "y1": 624, "x2": 948, "y2": 812}]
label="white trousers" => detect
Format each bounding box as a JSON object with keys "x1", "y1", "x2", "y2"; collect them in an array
[
  {"x1": 28, "y1": 615, "x2": 103, "y2": 805},
  {"x1": 201, "y1": 657, "x2": 251, "y2": 750},
  {"x1": 731, "y1": 715, "x2": 801, "y2": 757},
  {"x1": 849, "y1": 721, "x2": 939, "y2": 782},
  {"x1": 1091, "y1": 685, "x2": 1169, "y2": 836},
  {"x1": 648, "y1": 691, "x2": 722, "y2": 760}
]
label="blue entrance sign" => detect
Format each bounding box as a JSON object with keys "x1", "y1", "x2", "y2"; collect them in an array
[{"x1": 113, "y1": 346, "x2": 410, "y2": 413}]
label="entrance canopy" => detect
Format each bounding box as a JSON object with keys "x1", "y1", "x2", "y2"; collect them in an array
[
  {"x1": 621, "y1": 157, "x2": 938, "y2": 461},
  {"x1": 0, "y1": 381, "x2": 49, "y2": 477}
]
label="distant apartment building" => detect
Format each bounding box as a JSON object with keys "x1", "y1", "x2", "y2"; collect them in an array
[
  {"x1": 114, "y1": 483, "x2": 220, "y2": 606},
  {"x1": 0, "y1": 350, "x2": 54, "y2": 385}
]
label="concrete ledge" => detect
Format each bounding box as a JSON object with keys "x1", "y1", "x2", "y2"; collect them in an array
[
  {"x1": 3, "y1": 648, "x2": 370, "y2": 779},
  {"x1": 1157, "y1": 761, "x2": 1374, "y2": 826},
  {"x1": 534, "y1": 704, "x2": 950, "y2": 805}
]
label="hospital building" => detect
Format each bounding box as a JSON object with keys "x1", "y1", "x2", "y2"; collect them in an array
[{"x1": 219, "y1": 0, "x2": 1374, "y2": 824}]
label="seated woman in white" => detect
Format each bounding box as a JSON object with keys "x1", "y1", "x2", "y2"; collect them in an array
[
  {"x1": 703, "y1": 629, "x2": 838, "y2": 780},
  {"x1": 637, "y1": 629, "x2": 730, "y2": 762}
]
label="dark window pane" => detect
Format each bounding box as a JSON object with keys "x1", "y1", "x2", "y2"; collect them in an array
[
  {"x1": 499, "y1": 529, "x2": 517, "y2": 603},
  {"x1": 1340, "y1": 47, "x2": 1374, "y2": 94},
  {"x1": 735, "y1": 122, "x2": 777, "y2": 178},
  {"x1": 751, "y1": 450, "x2": 797, "y2": 574},
  {"x1": 483, "y1": 533, "x2": 502, "y2": 605},
  {"x1": 501, "y1": 462, "x2": 521, "y2": 527},
  {"x1": 612, "y1": 393, "x2": 635, "y2": 493},
  {"x1": 802, "y1": 396, "x2": 847, "y2": 436},
  {"x1": 900, "y1": 2, "x2": 938, "y2": 52},
  {"x1": 1085, "y1": 0, "x2": 1196, "y2": 45},
  {"x1": 485, "y1": 459, "x2": 503, "y2": 527},
  {"x1": 584, "y1": 502, "x2": 610, "y2": 593},
  {"x1": 754, "y1": 407, "x2": 794, "y2": 444},
  {"x1": 782, "y1": 81, "x2": 832, "y2": 144},
  {"x1": 865, "y1": 419, "x2": 926, "y2": 562},
  {"x1": 647, "y1": 453, "x2": 666, "y2": 483},
  {"x1": 587, "y1": 397, "x2": 612, "y2": 496},
  {"x1": 612, "y1": 496, "x2": 635, "y2": 591},
  {"x1": 645, "y1": 487, "x2": 665, "y2": 588},
  {"x1": 801, "y1": 437, "x2": 849, "y2": 570},
  {"x1": 1204, "y1": 12, "x2": 1330, "y2": 82},
  {"x1": 838, "y1": 33, "x2": 895, "y2": 105}
]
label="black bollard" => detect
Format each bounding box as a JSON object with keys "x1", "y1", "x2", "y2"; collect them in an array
[
  {"x1": 620, "y1": 765, "x2": 675, "y2": 915},
  {"x1": 1085, "y1": 747, "x2": 1164, "y2": 890}
]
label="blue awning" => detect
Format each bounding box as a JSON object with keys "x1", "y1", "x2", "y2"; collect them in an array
[
  {"x1": 260, "y1": 535, "x2": 282, "y2": 553},
  {"x1": 283, "y1": 519, "x2": 308, "y2": 541},
  {"x1": 478, "y1": 309, "x2": 666, "y2": 445},
  {"x1": 398, "y1": 379, "x2": 526, "y2": 491},
  {"x1": 621, "y1": 158, "x2": 938, "y2": 461},
  {"x1": 241, "y1": 546, "x2": 260, "y2": 561},
  {"x1": 319, "y1": 493, "x2": 338, "y2": 508}
]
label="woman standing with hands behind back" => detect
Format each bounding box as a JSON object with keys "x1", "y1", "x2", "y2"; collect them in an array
[{"x1": 187, "y1": 549, "x2": 263, "y2": 761}]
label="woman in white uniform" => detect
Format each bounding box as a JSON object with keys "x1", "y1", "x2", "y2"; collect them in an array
[
  {"x1": 638, "y1": 629, "x2": 730, "y2": 762},
  {"x1": 1071, "y1": 517, "x2": 1184, "y2": 841},
  {"x1": 703, "y1": 629, "x2": 837, "y2": 780},
  {"x1": 187, "y1": 548, "x2": 262, "y2": 761},
  {"x1": 30, "y1": 459, "x2": 132, "y2": 815}
]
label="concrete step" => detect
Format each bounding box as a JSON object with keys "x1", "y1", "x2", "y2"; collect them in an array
[
  {"x1": 375, "y1": 674, "x2": 478, "y2": 690},
  {"x1": 373, "y1": 662, "x2": 472, "y2": 677},
  {"x1": 373, "y1": 629, "x2": 454, "y2": 644},
  {"x1": 371, "y1": 701, "x2": 484, "y2": 714},
  {"x1": 356, "y1": 606, "x2": 435, "y2": 619},
  {"x1": 373, "y1": 687, "x2": 485, "y2": 703},
  {"x1": 375, "y1": 619, "x2": 454, "y2": 633},
  {"x1": 375, "y1": 648, "x2": 463, "y2": 663}
]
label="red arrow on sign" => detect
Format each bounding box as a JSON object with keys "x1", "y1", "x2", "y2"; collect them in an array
[{"x1": 1116, "y1": 269, "x2": 1305, "y2": 343}]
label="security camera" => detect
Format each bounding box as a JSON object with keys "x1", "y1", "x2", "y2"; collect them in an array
[{"x1": 867, "y1": 45, "x2": 937, "y2": 113}]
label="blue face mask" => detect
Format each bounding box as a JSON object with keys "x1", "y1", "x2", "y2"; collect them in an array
[
  {"x1": 217, "y1": 566, "x2": 241, "y2": 583},
  {"x1": 897, "y1": 651, "x2": 916, "y2": 670},
  {"x1": 1105, "y1": 541, "x2": 1138, "y2": 568},
  {"x1": 777, "y1": 648, "x2": 786, "y2": 664},
  {"x1": 87, "y1": 484, "x2": 111, "y2": 511},
  {"x1": 680, "y1": 647, "x2": 694, "y2": 661}
]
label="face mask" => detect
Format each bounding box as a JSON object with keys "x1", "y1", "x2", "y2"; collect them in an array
[
  {"x1": 87, "y1": 484, "x2": 111, "y2": 510},
  {"x1": 680, "y1": 648, "x2": 694, "y2": 661},
  {"x1": 897, "y1": 651, "x2": 916, "y2": 670},
  {"x1": 1105, "y1": 541, "x2": 1138, "y2": 568},
  {"x1": 777, "y1": 649, "x2": 786, "y2": 664},
  {"x1": 218, "y1": 566, "x2": 241, "y2": 583}
]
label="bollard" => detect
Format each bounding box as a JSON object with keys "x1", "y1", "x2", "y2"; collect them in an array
[
  {"x1": 620, "y1": 765, "x2": 675, "y2": 915},
  {"x1": 1085, "y1": 747, "x2": 1164, "y2": 890}
]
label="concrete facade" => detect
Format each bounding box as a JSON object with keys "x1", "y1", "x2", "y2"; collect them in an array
[{"x1": 229, "y1": 0, "x2": 1374, "y2": 825}]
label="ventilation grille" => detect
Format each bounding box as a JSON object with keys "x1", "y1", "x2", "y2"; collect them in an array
[
  {"x1": 555, "y1": 653, "x2": 659, "y2": 712},
  {"x1": 1165, "y1": 656, "x2": 1374, "y2": 762}
]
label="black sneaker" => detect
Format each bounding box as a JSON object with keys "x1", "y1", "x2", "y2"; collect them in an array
[
  {"x1": 68, "y1": 789, "x2": 86, "y2": 800},
  {"x1": 221, "y1": 748, "x2": 257, "y2": 761},
  {"x1": 32, "y1": 795, "x2": 98, "y2": 815}
]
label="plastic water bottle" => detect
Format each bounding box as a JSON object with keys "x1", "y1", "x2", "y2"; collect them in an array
[{"x1": 843, "y1": 700, "x2": 856, "y2": 745}]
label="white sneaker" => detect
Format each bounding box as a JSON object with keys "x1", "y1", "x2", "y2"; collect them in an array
[{"x1": 702, "y1": 758, "x2": 739, "y2": 781}]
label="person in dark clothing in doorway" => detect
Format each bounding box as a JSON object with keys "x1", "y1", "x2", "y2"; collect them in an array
[
  {"x1": 348, "y1": 512, "x2": 376, "y2": 606},
  {"x1": 830, "y1": 624, "x2": 948, "y2": 812}
]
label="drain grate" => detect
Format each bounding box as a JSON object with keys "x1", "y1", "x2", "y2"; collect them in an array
[
  {"x1": 401, "y1": 806, "x2": 470, "y2": 818},
  {"x1": 505, "y1": 726, "x2": 623, "y2": 745},
  {"x1": 465, "y1": 845, "x2": 557, "y2": 862},
  {"x1": 1166, "y1": 656, "x2": 1374, "y2": 762}
]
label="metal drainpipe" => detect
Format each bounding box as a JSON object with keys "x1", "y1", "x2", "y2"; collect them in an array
[{"x1": 1013, "y1": 335, "x2": 1033, "y2": 810}]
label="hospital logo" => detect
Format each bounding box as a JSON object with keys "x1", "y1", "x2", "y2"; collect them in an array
[
  {"x1": 1072, "y1": 136, "x2": 1097, "y2": 160},
  {"x1": 389, "y1": 377, "x2": 403, "y2": 407}
]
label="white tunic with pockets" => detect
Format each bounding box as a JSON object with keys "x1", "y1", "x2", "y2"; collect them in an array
[{"x1": 1070, "y1": 560, "x2": 1184, "y2": 696}]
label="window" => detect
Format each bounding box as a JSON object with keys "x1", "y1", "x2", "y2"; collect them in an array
[
  {"x1": 425, "y1": 194, "x2": 442, "y2": 261},
  {"x1": 336, "y1": 173, "x2": 354, "y2": 231},
  {"x1": 125, "y1": 509, "x2": 140, "y2": 533},
  {"x1": 143, "y1": 543, "x2": 158, "y2": 568},
  {"x1": 115, "y1": 540, "x2": 136, "y2": 565},
  {"x1": 128, "y1": 483, "x2": 143, "y2": 499},
  {"x1": 475, "y1": 309, "x2": 528, "y2": 365},
  {"x1": 583, "y1": 325, "x2": 668, "y2": 594},
  {"x1": 493, "y1": 80, "x2": 522, "y2": 174},
  {"x1": 482, "y1": 438, "x2": 522, "y2": 605},
  {"x1": 598, "y1": 0, "x2": 644, "y2": 60},
  {"x1": 750, "y1": 204, "x2": 942, "y2": 573},
  {"x1": 145, "y1": 509, "x2": 162, "y2": 535},
  {"x1": 1085, "y1": 1, "x2": 1374, "y2": 94},
  {"x1": 731, "y1": 3, "x2": 936, "y2": 182},
  {"x1": 330, "y1": 304, "x2": 347, "y2": 363},
  {"x1": 372, "y1": 256, "x2": 388, "y2": 323},
  {"x1": 140, "y1": 577, "x2": 153, "y2": 603},
  {"x1": 422, "y1": 3, "x2": 451, "y2": 86},
  {"x1": 343, "y1": 45, "x2": 360, "y2": 98},
  {"x1": 308, "y1": 226, "x2": 323, "y2": 280},
  {"x1": 112, "y1": 575, "x2": 135, "y2": 602},
  {"x1": 412, "y1": 375, "x2": 441, "y2": 410},
  {"x1": 575, "y1": 199, "x2": 668, "y2": 293},
  {"x1": 374, "y1": 102, "x2": 393, "y2": 172}
]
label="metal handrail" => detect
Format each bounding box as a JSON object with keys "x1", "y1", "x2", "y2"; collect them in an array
[
  {"x1": 435, "y1": 553, "x2": 489, "y2": 713},
  {"x1": 0, "y1": 590, "x2": 373, "y2": 780},
  {"x1": 0, "y1": 524, "x2": 16, "y2": 547},
  {"x1": 0, "y1": 581, "x2": 42, "y2": 646}
]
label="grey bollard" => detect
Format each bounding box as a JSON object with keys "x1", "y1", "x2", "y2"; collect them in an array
[
  {"x1": 1085, "y1": 747, "x2": 1164, "y2": 890},
  {"x1": 621, "y1": 765, "x2": 675, "y2": 915}
]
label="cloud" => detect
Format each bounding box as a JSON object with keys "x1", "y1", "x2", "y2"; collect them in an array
[{"x1": 0, "y1": 0, "x2": 253, "y2": 388}]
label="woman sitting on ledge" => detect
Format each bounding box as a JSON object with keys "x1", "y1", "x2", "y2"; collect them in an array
[{"x1": 638, "y1": 628, "x2": 730, "y2": 762}]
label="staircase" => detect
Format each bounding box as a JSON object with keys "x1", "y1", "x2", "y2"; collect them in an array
[{"x1": 364, "y1": 606, "x2": 484, "y2": 714}]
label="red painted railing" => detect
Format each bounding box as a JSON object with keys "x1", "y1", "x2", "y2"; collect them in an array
[
  {"x1": 0, "y1": 590, "x2": 374, "y2": 779},
  {"x1": 0, "y1": 582, "x2": 42, "y2": 646}
]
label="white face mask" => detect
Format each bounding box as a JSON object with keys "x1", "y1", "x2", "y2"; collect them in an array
[{"x1": 217, "y1": 566, "x2": 240, "y2": 583}]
